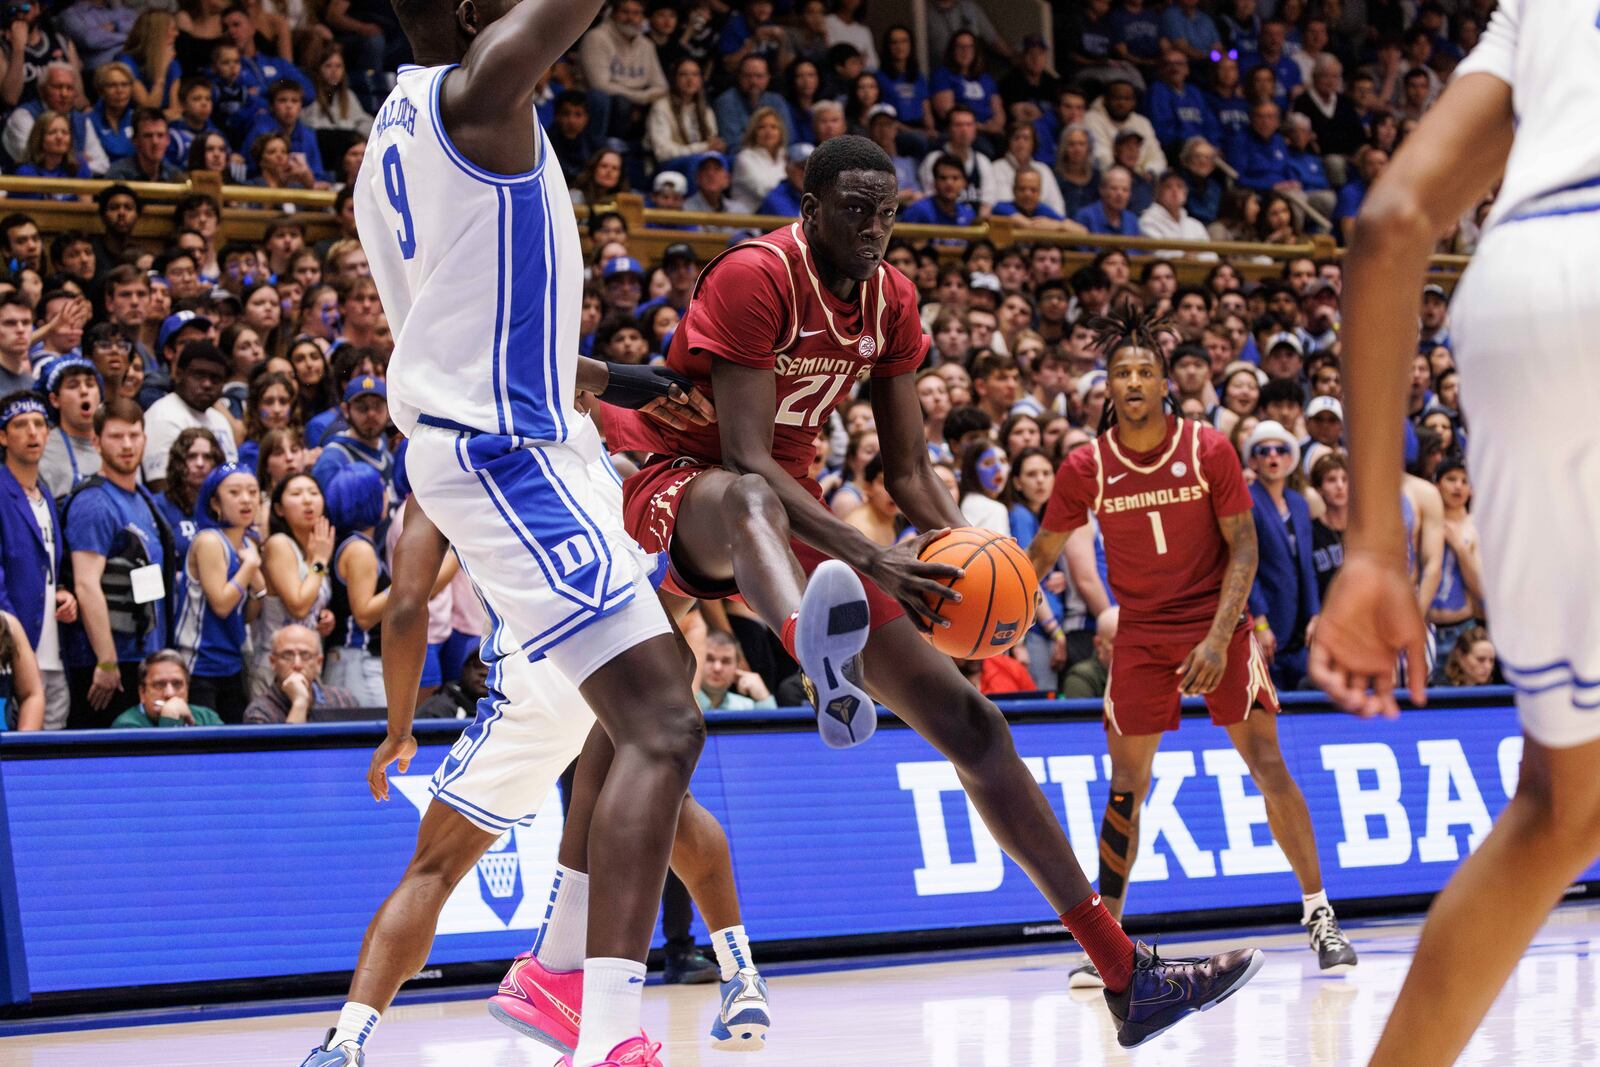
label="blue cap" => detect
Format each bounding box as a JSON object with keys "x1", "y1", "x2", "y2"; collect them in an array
[
  {"x1": 158, "y1": 310, "x2": 212, "y2": 352},
  {"x1": 41, "y1": 356, "x2": 97, "y2": 397},
  {"x1": 343, "y1": 374, "x2": 386, "y2": 403},
  {"x1": 694, "y1": 151, "x2": 730, "y2": 172},
  {"x1": 602, "y1": 256, "x2": 645, "y2": 280}
]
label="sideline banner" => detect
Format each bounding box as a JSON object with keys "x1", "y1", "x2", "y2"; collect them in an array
[{"x1": 0, "y1": 693, "x2": 1590, "y2": 1005}]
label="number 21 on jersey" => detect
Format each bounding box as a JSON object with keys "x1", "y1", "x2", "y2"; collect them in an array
[
  {"x1": 775, "y1": 373, "x2": 854, "y2": 429},
  {"x1": 383, "y1": 144, "x2": 416, "y2": 260}
]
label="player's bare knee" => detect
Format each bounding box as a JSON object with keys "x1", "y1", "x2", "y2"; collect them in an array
[
  {"x1": 723, "y1": 473, "x2": 789, "y2": 539},
  {"x1": 1108, "y1": 769, "x2": 1149, "y2": 801},
  {"x1": 945, "y1": 692, "x2": 1015, "y2": 769},
  {"x1": 631, "y1": 700, "x2": 706, "y2": 779}
]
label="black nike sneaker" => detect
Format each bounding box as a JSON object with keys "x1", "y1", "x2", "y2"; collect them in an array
[
  {"x1": 1305, "y1": 905, "x2": 1359, "y2": 974},
  {"x1": 1103, "y1": 941, "x2": 1264, "y2": 1048}
]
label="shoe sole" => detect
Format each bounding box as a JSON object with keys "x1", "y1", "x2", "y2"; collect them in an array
[
  {"x1": 1117, "y1": 949, "x2": 1265, "y2": 1049},
  {"x1": 1068, "y1": 971, "x2": 1105, "y2": 990},
  {"x1": 1319, "y1": 961, "x2": 1357, "y2": 976},
  {"x1": 486, "y1": 999, "x2": 576, "y2": 1056},
  {"x1": 795, "y1": 561, "x2": 874, "y2": 749},
  {"x1": 710, "y1": 1018, "x2": 770, "y2": 1052}
]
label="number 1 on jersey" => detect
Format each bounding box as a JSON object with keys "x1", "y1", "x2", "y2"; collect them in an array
[
  {"x1": 1147, "y1": 511, "x2": 1169, "y2": 555},
  {"x1": 382, "y1": 144, "x2": 417, "y2": 261}
]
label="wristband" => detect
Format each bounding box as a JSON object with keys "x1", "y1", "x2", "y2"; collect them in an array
[
  {"x1": 96, "y1": 660, "x2": 118, "y2": 672},
  {"x1": 1254, "y1": 619, "x2": 1270, "y2": 633},
  {"x1": 597, "y1": 363, "x2": 694, "y2": 409},
  {"x1": 229, "y1": 578, "x2": 246, "y2": 599}
]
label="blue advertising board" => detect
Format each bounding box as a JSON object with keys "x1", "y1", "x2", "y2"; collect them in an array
[{"x1": 0, "y1": 691, "x2": 1591, "y2": 1008}]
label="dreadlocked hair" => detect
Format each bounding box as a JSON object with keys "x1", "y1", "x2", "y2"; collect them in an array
[{"x1": 1084, "y1": 301, "x2": 1179, "y2": 435}]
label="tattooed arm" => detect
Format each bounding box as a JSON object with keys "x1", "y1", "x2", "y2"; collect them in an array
[{"x1": 1177, "y1": 510, "x2": 1259, "y2": 695}]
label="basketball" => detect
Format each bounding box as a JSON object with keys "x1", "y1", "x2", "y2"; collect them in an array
[{"x1": 917, "y1": 528, "x2": 1038, "y2": 660}]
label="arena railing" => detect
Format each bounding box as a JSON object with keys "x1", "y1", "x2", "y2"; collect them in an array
[{"x1": 0, "y1": 176, "x2": 1465, "y2": 287}]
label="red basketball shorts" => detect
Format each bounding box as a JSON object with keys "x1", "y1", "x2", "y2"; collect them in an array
[
  {"x1": 620, "y1": 457, "x2": 905, "y2": 630},
  {"x1": 1105, "y1": 623, "x2": 1279, "y2": 735}
]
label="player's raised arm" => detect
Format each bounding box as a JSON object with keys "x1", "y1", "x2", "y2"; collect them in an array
[
  {"x1": 422, "y1": 0, "x2": 610, "y2": 175},
  {"x1": 1311, "y1": 71, "x2": 1512, "y2": 714}
]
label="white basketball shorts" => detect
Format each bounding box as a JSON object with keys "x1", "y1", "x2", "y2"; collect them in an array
[
  {"x1": 403, "y1": 416, "x2": 671, "y2": 682},
  {"x1": 1451, "y1": 212, "x2": 1600, "y2": 747}
]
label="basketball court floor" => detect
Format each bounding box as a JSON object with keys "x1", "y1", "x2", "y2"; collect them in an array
[{"x1": 7, "y1": 902, "x2": 1599, "y2": 1067}]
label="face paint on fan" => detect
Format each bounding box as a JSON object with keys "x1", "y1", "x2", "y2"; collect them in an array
[{"x1": 977, "y1": 447, "x2": 1010, "y2": 494}]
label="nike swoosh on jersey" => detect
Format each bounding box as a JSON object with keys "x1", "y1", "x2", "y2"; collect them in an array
[
  {"x1": 798, "y1": 327, "x2": 827, "y2": 337},
  {"x1": 1108, "y1": 473, "x2": 1129, "y2": 484}
]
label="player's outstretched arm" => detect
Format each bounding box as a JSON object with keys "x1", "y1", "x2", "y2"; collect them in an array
[
  {"x1": 439, "y1": 0, "x2": 610, "y2": 175},
  {"x1": 871, "y1": 371, "x2": 969, "y2": 533},
  {"x1": 1311, "y1": 71, "x2": 1512, "y2": 715},
  {"x1": 370, "y1": 500, "x2": 451, "y2": 801}
]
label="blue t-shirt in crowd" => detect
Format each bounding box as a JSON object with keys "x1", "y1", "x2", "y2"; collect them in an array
[
  {"x1": 63, "y1": 480, "x2": 167, "y2": 665},
  {"x1": 1147, "y1": 80, "x2": 1220, "y2": 150},
  {"x1": 1238, "y1": 131, "x2": 1295, "y2": 191},
  {"x1": 899, "y1": 198, "x2": 977, "y2": 226},
  {"x1": 1286, "y1": 147, "x2": 1331, "y2": 191},
  {"x1": 1109, "y1": 7, "x2": 1163, "y2": 61},
  {"x1": 89, "y1": 100, "x2": 136, "y2": 160},
  {"x1": 875, "y1": 70, "x2": 929, "y2": 125},
  {"x1": 1335, "y1": 179, "x2": 1368, "y2": 226},
  {"x1": 1074, "y1": 201, "x2": 1138, "y2": 235},
  {"x1": 991, "y1": 200, "x2": 1064, "y2": 221},
  {"x1": 930, "y1": 68, "x2": 999, "y2": 125},
  {"x1": 152, "y1": 490, "x2": 199, "y2": 570},
  {"x1": 1161, "y1": 6, "x2": 1222, "y2": 53},
  {"x1": 758, "y1": 180, "x2": 804, "y2": 217},
  {"x1": 1208, "y1": 92, "x2": 1251, "y2": 166}
]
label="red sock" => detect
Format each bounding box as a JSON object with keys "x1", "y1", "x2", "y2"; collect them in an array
[
  {"x1": 1061, "y1": 894, "x2": 1135, "y2": 993},
  {"x1": 778, "y1": 612, "x2": 799, "y2": 660}
]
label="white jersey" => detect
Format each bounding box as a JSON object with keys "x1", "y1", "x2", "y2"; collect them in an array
[
  {"x1": 355, "y1": 63, "x2": 584, "y2": 444},
  {"x1": 1455, "y1": 0, "x2": 1600, "y2": 230}
]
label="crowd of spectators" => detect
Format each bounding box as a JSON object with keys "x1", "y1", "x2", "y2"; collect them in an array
[{"x1": 0, "y1": 0, "x2": 1503, "y2": 732}]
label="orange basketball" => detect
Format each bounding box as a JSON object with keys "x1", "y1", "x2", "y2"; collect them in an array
[{"x1": 918, "y1": 527, "x2": 1038, "y2": 659}]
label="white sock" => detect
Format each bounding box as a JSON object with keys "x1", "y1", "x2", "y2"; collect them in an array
[
  {"x1": 1302, "y1": 889, "x2": 1330, "y2": 923},
  {"x1": 533, "y1": 864, "x2": 589, "y2": 973},
  {"x1": 571, "y1": 958, "x2": 646, "y2": 1066},
  {"x1": 328, "y1": 1002, "x2": 380, "y2": 1049},
  {"x1": 711, "y1": 925, "x2": 754, "y2": 981}
]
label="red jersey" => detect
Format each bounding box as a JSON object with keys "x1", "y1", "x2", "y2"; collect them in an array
[
  {"x1": 1042, "y1": 417, "x2": 1254, "y2": 643},
  {"x1": 603, "y1": 222, "x2": 929, "y2": 477}
]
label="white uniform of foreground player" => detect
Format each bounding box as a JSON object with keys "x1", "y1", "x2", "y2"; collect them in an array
[{"x1": 1314, "y1": 2, "x2": 1600, "y2": 1065}]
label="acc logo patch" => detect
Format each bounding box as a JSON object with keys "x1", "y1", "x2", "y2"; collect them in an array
[
  {"x1": 859, "y1": 334, "x2": 877, "y2": 358},
  {"x1": 990, "y1": 619, "x2": 1020, "y2": 645},
  {"x1": 1170, "y1": 461, "x2": 1187, "y2": 477}
]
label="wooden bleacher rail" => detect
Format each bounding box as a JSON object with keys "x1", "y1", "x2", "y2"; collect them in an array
[
  {"x1": 0, "y1": 177, "x2": 1464, "y2": 287},
  {"x1": 0, "y1": 173, "x2": 341, "y2": 245}
]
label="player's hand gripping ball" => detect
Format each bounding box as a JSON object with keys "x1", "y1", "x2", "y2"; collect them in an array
[{"x1": 918, "y1": 528, "x2": 1038, "y2": 659}]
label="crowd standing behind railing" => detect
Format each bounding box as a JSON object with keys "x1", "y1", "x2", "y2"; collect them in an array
[{"x1": 0, "y1": 0, "x2": 1500, "y2": 734}]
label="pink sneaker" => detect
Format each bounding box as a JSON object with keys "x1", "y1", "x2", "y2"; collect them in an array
[
  {"x1": 559, "y1": 1034, "x2": 664, "y2": 1066},
  {"x1": 487, "y1": 953, "x2": 582, "y2": 1054}
]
